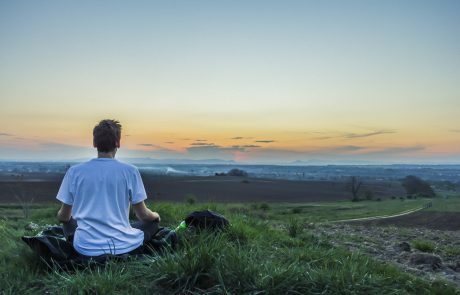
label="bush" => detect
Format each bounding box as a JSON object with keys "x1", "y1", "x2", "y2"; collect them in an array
[
  {"x1": 291, "y1": 207, "x2": 302, "y2": 214},
  {"x1": 391, "y1": 196, "x2": 396, "y2": 200},
  {"x1": 227, "y1": 168, "x2": 248, "y2": 177},
  {"x1": 412, "y1": 239, "x2": 435, "y2": 252},
  {"x1": 365, "y1": 191, "x2": 374, "y2": 200},
  {"x1": 185, "y1": 194, "x2": 196, "y2": 205},
  {"x1": 259, "y1": 203, "x2": 270, "y2": 211},
  {"x1": 287, "y1": 218, "x2": 302, "y2": 237}
]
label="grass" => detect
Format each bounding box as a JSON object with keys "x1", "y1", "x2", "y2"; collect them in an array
[
  {"x1": 266, "y1": 198, "x2": 429, "y2": 224},
  {"x1": 412, "y1": 239, "x2": 436, "y2": 253},
  {"x1": 426, "y1": 194, "x2": 460, "y2": 212},
  {"x1": 0, "y1": 198, "x2": 459, "y2": 294}
]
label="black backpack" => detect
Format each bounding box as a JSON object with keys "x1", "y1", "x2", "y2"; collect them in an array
[{"x1": 184, "y1": 210, "x2": 229, "y2": 230}]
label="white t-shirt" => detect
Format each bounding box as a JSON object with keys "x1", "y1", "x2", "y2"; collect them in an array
[{"x1": 56, "y1": 158, "x2": 147, "y2": 256}]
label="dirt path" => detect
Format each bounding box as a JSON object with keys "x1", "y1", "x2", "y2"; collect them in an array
[{"x1": 330, "y1": 202, "x2": 431, "y2": 223}]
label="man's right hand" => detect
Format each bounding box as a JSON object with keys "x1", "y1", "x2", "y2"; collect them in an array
[
  {"x1": 151, "y1": 211, "x2": 161, "y2": 222},
  {"x1": 133, "y1": 201, "x2": 160, "y2": 222}
]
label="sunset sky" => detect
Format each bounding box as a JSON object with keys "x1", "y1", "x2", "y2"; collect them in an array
[{"x1": 1, "y1": 1, "x2": 459, "y2": 164}]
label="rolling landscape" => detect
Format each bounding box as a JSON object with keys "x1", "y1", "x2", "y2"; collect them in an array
[{"x1": 0, "y1": 161, "x2": 459, "y2": 293}]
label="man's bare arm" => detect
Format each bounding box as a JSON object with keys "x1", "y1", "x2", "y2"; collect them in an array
[
  {"x1": 57, "y1": 203, "x2": 72, "y2": 222},
  {"x1": 133, "y1": 201, "x2": 160, "y2": 222}
]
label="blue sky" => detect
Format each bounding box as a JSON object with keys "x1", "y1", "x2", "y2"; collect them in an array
[{"x1": 0, "y1": 1, "x2": 459, "y2": 163}]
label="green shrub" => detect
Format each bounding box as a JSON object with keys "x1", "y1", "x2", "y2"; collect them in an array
[
  {"x1": 412, "y1": 239, "x2": 435, "y2": 252},
  {"x1": 287, "y1": 218, "x2": 302, "y2": 238},
  {"x1": 291, "y1": 207, "x2": 302, "y2": 214},
  {"x1": 184, "y1": 194, "x2": 196, "y2": 205},
  {"x1": 259, "y1": 203, "x2": 270, "y2": 211},
  {"x1": 365, "y1": 190, "x2": 374, "y2": 200}
]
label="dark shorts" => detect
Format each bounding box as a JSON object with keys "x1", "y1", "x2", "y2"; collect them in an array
[{"x1": 62, "y1": 217, "x2": 160, "y2": 255}]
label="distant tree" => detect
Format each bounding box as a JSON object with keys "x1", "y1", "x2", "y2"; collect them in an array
[
  {"x1": 215, "y1": 168, "x2": 248, "y2": 177},
  {"x1": 347, "y1": 176, "x2": 362, "y2": 201},
  {"x1": 401, "y1": 175, "x2": 435, "y2": 197},
  {"x1": 227, "y1": 168, "x2": 248, "y2": 177},
  {"x1": 365, "y1": 190, "x2": 374, "y2": 200},
  {"x1": 185, "y1": 194, "x2": 197, "y2": 205}
]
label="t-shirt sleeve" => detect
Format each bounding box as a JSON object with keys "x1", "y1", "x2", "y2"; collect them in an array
[
  {"x1": 130, "y1": 168, "x2": 147, "y2": 204},
  {"x1": 56, "y1": 168, "x2": 75, "y2": 205}
]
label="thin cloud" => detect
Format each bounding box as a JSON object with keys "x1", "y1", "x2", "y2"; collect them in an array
[
  {"x1": 450, "y1": 129, "x2": 460, "y2": 133},
  {"x1": 368, "y1": 145, "x2": 425, "y2": 155},
  {"x1": 255, "y1": 140, "x2": 276, "y2": 143},
  {"x1": 138, "y1": 143, "x2": 170, "y2": 150},
  {"x1": 164, "y1": 141, "x2": 174, "y2": 144},
  {"x1": 187, "y1": 144, "x2": 245, "y2": 153},
  {"x1": 229, "y1": 145, "x2": 261, "y2": 149},
  {"x1": 138, "y1": 143, "x2": 159, "y2": 147},
  {"x1": 344, "y1": 129, "x2": 396, "y2": 139},
  {"x1": 191, "y1": 142, "x2": 216, "y2": 146},
  {"x1": 195, "y1": 139, "x2": 207, "y2": 142},
  {"x1": 330, "y1": 145, "x2": 364, "y2": 152},
  {"x1": 310, "y1": 129, "x2": 396, "y2": 140},
  {"x1": 0, "y1": 133, "x2": 12, "y2": 136}
]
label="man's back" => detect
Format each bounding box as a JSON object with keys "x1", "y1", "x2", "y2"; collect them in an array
[{"x1": 57, "y1": 158, "x2": 147, "y2": 256}]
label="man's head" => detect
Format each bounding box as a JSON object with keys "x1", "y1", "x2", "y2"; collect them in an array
[{"x1": 93, "y1": 119, "x2": 122, "y2": 153}]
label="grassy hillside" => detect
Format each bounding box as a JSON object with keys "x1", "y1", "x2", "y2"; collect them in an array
[{"x1": 0, "y1": 199, "x2": 458, "y2": 294}]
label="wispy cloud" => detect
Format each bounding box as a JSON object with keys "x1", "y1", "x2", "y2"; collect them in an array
[
  {"x1": 164, "y1": 141, "x2": 174, "y2": 144},
  {"x1": 330, "y1": 145, "x2": 364, "y2": 152},
  {"x1": 255, "y1": 140, "x2": 276, "y2": 143},
  {"x1": 344, "y1": 129, "x2": 396, "y2": 139},
  {"x1": 450, "y1": 129, "x2": 460, "y2": 133},
  {"x1": 186, "y1": 144, "x2": 246, "y2": 160},
  {"x1": 366, "y1": 145, "x2": 425, "y2": 155},
  {"x1": 310, "y1": 129, "x2": 396, "y2": 140},
  {"x1": 231, "y1": 136, "x2": 254, "y2": 140},
  {"x1": 241, "y1": 145, "x2": 261, "y2": 148},
  {"x1": 190, "y1": 142, "x2": 216, "y2": 146},
  {"x1": 195, "y1": 139, "x2": 207, "y2": 142},
  {"x1": 0, "y1": 133, "x2": 12, "y2": 136},
  {"x1": 138, "y1": 143, "x2": 163, "y2": 148}
]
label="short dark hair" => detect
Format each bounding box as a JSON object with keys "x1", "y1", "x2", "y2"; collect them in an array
[{"x1": 93, "y1": 119, "x2": 122, "y2": 153}]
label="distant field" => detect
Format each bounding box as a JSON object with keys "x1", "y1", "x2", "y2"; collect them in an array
[{"x1": 0, "y1": 173, "x2": 405, "y2": 203}]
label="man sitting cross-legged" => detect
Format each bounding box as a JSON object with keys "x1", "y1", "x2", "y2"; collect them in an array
[{"x1": 56, "y1": 119, "x2": 160, "y2": 256}]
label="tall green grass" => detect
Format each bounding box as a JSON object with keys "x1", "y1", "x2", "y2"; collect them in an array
[{"x1": 0, "y1": 202, "x2": 458, "y2": 294}]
